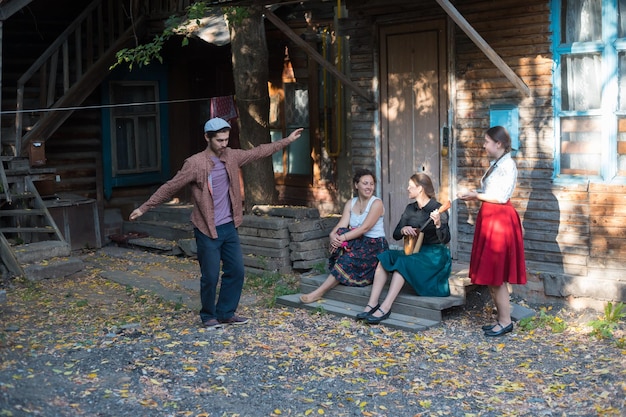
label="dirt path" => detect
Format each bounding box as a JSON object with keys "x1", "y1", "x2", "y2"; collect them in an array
[{"x1": 0, "y1": 247, "x2": 624, "y2": 416}]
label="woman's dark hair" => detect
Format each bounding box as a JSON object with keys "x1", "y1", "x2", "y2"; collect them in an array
[
  {"x1": 409, "y1": 172, "x2": 436, "y2": 198},
  {"x1": 486, "y1": 126, "x2": 512, "y2": 152},
  {"x1": 353, "y1": 168, "x2": 376, "y2": 186}
]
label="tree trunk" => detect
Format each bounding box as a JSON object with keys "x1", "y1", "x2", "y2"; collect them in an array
[{"x1": 228, "y1": 6, "x2": 277, "y2": 212}]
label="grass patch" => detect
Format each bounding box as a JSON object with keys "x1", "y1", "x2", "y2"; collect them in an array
[
  {"x1": 518, "y1": 307, "x2": 567, "y2": 333},
  {"x1": 245, "y1": 271, "x2": 299, "y2": 307},
  {"x1": 588, "y1": 301, "x2": 625, "y2": 340}
]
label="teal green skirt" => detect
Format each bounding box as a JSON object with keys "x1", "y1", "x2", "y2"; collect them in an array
[{"x1": 377, "y1": 244, "x2": 451, "y2": 297}]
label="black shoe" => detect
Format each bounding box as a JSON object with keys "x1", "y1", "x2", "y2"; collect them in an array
[
  {"x1": 366, "y1": 308, "x2": 391, "y2": 324},
  {"x1": 484, "y1": 322, "x2": 513, "y2": 337},
  {"x1": 481, "y1": 323, "x2": 497, "y2": 331},
  {"x1": 356, "y1": 304, "x2": 380, "y2": 320}
]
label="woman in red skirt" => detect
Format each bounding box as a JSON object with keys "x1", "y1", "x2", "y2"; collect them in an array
[{"x1": 458, "y1": 126, "x2": 526, "y2": 337}]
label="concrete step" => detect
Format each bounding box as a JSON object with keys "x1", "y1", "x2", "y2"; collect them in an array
[
  {"x1": 126, "y1": 236, "x2": 183, "y2": 255},
  {"x1": 22, "y1": 256, "x2": 84, "y2": 281},
  {"x1": 297, "y1": 274, "x2": 466, "y2": 322},
  {"x1": 139, "y1": 203, "x2": 194, "y2": 223},
  {"x1": 122, "y1": 219, "x2": 194, "y2": 241},
  {"x1": 276, "y1": 294, "x2": 440, "y2": 332},
  {"x1": 12, "y1": 240, "x2": 71, "y2": 264}
]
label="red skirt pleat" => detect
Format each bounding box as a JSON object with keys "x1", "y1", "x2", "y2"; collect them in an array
[{"x1": 469, "y1": 201, "x2": 527, "y2": 286}]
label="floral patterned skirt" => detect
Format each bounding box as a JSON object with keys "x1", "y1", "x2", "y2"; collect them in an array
[{"x1": 329, "y1": 227, "x2": 389, "y2": 287}]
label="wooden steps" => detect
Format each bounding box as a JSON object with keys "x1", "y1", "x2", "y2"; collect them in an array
[
  {"x1": 0, "y1": 159, "x2": 83, "y2": 281},
  {"x1": 276, "y1": 263, "x2": 472, "y2": 332},
  {"x1": 122, "y1": 204, "x2": 195, "y2": 243}
]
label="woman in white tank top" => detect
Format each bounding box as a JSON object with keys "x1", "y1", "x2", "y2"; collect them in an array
[{"x1": 300, "y1": 169, "x2": 389, "y2": 304}]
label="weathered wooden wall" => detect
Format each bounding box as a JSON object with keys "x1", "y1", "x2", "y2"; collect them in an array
[
  {"x1": 344, "y1": 0, "x2": 626, "y2": 303},
  {"x1": 452, "y1": 0, "x2": 625, "y2": 302},
  {"x1": 452, "y1": 0, "x2": 556, "y2": 279}
]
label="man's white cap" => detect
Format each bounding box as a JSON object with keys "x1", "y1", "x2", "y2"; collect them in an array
[{"x1": 204, "y1": 117, "x2": 231, "y2": 132}]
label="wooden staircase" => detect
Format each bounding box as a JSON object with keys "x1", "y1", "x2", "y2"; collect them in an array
[
  {"x1": 8, "y1": 0, "x2": 146, "y2": 157},
  {"x1": 0, "y1": 157, "x2": 82, "y2": 281},
  {"x1": 277, "y1": 264, "x2": 472, "y2": 332}
]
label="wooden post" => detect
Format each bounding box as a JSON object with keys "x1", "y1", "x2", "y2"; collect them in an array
[
  {"x1": 435, "y1": 0, "x2": 531, "y2": 97},
  {"x1": 263, "y1": 9, "x2": 374, "y2": 103}
]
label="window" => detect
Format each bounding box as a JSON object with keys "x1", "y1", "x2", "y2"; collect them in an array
[
  {"x1": 101, "y1": 64, "x2": 170, "y2": 199},
  {"x1": 110, "y1": 82, "x2": 161, "y2": 175},
  {"x1": 269, "y1": 82, "x2": 311, "y2": 180},
  {"x1": 553, "y1": 0, "x2": 626, "y2": 181}
]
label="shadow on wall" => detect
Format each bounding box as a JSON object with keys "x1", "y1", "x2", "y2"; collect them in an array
[{"x1": 520, "y1": 177, "x2": 564, "y2": 303}]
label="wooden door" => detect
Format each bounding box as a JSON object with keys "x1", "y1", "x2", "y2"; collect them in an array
[{"x1": 380, "y1": 20, "x2": 448, "y2": 243}]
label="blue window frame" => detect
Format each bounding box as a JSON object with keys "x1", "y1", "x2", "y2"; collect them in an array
[
  {"x1": 101, "y1": 65, "x2": 170, "y2": 199},
  {"x1": 552, "y1": 0, "x2": 626, "y2": 182}
]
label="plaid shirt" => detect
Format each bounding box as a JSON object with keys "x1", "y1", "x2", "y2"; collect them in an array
[{"x1": 138, "y1": 138, "x2": 292, "y2": 238}]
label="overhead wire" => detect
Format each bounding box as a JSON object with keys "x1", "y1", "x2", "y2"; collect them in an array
[{"x1": 0, "y1": 96, "x2": 221, "y2": 115}]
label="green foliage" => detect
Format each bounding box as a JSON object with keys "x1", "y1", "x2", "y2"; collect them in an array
[
  {"x1": 588, "y1": 302, "x2": 626, "y2": 340},
  {"x1": 311, "y1": 305, "x2": 327, "y2": 316},
  {"x1": 518, "y1": 307, "x2": 567, "y2": 333},
  {"x1": 245, "y1": 270, "x2": 298, "y2": 308},
  {"x1": 311, "y1": 262, "x2": 327, "y2": 275},
  {"x1": 223, "y1": 6, "x2": 251, "y2": 26},
  {"x1": 75, "y1": 299, "x2": 88, "y2": 308},
  {"x1": 173, "y1": 298, "x2": 184, "y2": 311},
  {"x1": 112, "y1": 1, "x2": 229, "y2": 70}
]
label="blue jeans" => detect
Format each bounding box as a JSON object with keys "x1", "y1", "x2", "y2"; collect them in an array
[{"x1": 194, "y1": 223, "x2": 244, "y2": 322}]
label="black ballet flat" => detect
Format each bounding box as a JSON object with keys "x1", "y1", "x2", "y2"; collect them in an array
[
  {"x1": 366, "y1": 308, "x2": 391, "y2": 324},
  {"x1": 484, "y1": 322, "x2": 513, "y2": 337},
  {"x1": 356, "y1": 304, "x2": 380, "y2": 320},
  {"x1": 481, "y1": 323, "x2": 497, "y2": 331}
]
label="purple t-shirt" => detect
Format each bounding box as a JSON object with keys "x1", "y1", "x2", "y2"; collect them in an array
[{"x1": 209, "y1": 156, "x2": 233, "y2": 226}]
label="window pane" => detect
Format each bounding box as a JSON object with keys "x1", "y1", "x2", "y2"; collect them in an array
[
  {"x1": 287, "y1": 129, "x2": 311, "y2": 175},
  {"x1": 284, "y1": 82, "x2": 311, "y2": 175},
  {"x1": 619, "y1": 118, "x2": 626, "y2": 175},
  {"x1": 561, "y1": 54, "x2": 602, "y2": 110},
  {"x1": 115, "y1": 118, "x2": 136, "y2": 171},
  {"x1": 110, "y1": 82, "x2": 160, "y2": 175},
  {"x1": 138, "y1": 117, "x2": 159, "y2": 169},
  {"x1": 620, "y1": 52, "x2": 626, "y2": 111},
  {"x1": 617, "y1": 0, "x2": 626, "y2": 38},
  {"x1": 270, "y1": 130, "x2": 284, "y2": 174},
  {"x1": 560, "y1": 116, "x2": 601, "y2": 175},
  {"x1": 111, "y1": 84, "x2": 156, "y2": 115},
  {"x1": 285, "y1": 83, "x2": 309, "y2": 127},
  {"x1": 562, "y1": 0, "x2": 602, "y2": 43}
]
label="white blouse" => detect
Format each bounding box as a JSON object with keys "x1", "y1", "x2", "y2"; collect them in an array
[{"x1": 480, "y1": 152, "x2": 517, "y2": 203}]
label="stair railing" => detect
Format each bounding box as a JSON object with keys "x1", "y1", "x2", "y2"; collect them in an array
[
  {"x1": 14, "y1": 0, "x2": 133, "y2": 155},
  {"x1": 14, "y1": 0, "x2": 198, "y2": 156}
]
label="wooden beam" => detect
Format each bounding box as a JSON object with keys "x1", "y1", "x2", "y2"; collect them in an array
[
  {"x1": 0, "y1": 0, "x2": 33, "y2": 20},
  {"x1": 263, "y1": 8, "x2": 374, "y2": 103},
  {"x1": 435, "y1": 0, "x2": 531, "y2": 97}
]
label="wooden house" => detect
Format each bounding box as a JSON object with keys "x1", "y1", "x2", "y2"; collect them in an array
[{"x1": 0, "y1": 0, "x2": 624, "y2": 306}]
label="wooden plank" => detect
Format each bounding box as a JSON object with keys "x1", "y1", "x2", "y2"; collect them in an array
[
  {"x1": 0, "y1": 0, "x2": 34, "y2": 20},
  {"x1": 435, "y1": 0, "x2": 530, "y2": 96},
  {"x1": 276, "y1": 294, "x2": 438, "y2": 332},
  {"x1": 0, "y1": 233, "x2": 24, "y2": 277},
  {"x1": 263, "y1": 9, "x2": 374, "y2": 103}
]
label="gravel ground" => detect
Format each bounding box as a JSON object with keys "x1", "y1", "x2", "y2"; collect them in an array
[{"x1": 0, "y1": 249, "x2": 624, "y2": 417}]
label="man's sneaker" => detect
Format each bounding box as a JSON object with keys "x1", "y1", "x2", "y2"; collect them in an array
[
  {"x1": 219, "y1": 315, "x2": 249, "y2": 325},
  {"x1": 202, "y1": 319, "x2": 223, "y2": 329}
]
